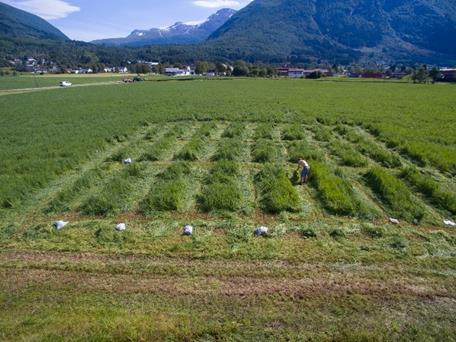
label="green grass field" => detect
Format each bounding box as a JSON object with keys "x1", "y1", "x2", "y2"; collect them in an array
[
  {"x1": 0, "y1": 78, "x2": 455, "y2": 341},
  {"x1": 0, "y1": 74, "x2": 130, "y2": 90}
]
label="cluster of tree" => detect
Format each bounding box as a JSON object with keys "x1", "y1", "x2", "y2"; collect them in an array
[
  {"x1": 411, "y1": 65, "x2": 441, "y2": 84},
  {"x1": 0, "y1": 69, "x2": 17, "y2": 76}
]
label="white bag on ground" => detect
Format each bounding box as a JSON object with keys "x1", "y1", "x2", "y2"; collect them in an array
[
  {"x1": 443, "y1": 219, "x2": 456, "y2": 227},
  {"x1": 116, "y1": 223, "x2": 126, "y2": 231},
  {"x1": 53, "y1": 220, "x2": 68, "y2": 230},
  {"x1": 183, "y1": 225, "x2": 193, "y2": 236},
  {"x1": 254, "y1": 226, "x2": 269, "y2": 236},
  {"x1": 123, "y1": 158, "x2": 132, "y2": 165},
  {"x1": 389, "y1": 218, "x2": 400, "y2": 225}
]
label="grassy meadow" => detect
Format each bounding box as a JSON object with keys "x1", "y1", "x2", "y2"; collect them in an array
[
  {"x1": 0, "y1": 74, "x2": 129, "y2": 90},
  {"x1": 0, "y1": 77, "x2": 455, "y2": 341}
]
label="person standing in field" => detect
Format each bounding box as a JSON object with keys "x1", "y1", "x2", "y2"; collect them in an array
[{"x1": 297, "y1": 159, "x2": 310, "y2": 184}]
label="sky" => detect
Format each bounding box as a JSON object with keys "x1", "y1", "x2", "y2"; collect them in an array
[{"x1": 3, "y1": 0, "x2": 252, "y2": 41}]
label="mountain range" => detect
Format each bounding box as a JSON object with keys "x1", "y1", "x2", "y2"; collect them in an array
[
  {"x1": 1, "y1": 0, "x2": 456, "y2": 66},
  {"x1": 92, "y1": 9, "x2": 236, "y2": 47},
  {"x1": 205, "y1": 0, "x2": 456, "y2": 64}
]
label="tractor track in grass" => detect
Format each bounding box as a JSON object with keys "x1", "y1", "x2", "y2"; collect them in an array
[
  {"x1": 2, "y1": 250, "x2": 456, "y2": 278},
  {"x1": 1, "y1": 251, "x2": 454, "y2": 300}
]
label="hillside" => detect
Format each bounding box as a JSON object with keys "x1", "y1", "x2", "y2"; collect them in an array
[
  {"x1": 93, "y1": 9, "x2": 236, "y2": 47},
  {"x1": 0, "y1": 2, "x2": 68, "y2": 40},
  {"x1": 207, "y1": 0, "x2": 456, "y2": 64}
]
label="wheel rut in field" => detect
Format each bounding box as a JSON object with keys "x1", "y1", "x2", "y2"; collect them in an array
[{"x1": 1, "y1": 251, "x2": 453, "y2": 300}]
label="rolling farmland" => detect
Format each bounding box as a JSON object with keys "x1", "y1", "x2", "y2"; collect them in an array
[{"x1": 0, "y1": 77, "x2": 455, "y2": 340}]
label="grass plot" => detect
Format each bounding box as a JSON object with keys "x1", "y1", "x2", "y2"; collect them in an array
[
  {"x1": 365, "y1": 167, "x2": 425, "y2": 221},
  {"x1": 256, "y1": 164, "x2": 300, "y2": 213}
]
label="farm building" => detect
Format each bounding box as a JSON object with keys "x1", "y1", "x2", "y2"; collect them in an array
[
  {"x1": 349, "y1": 72, "x2": 385, "y2": 78},
  {"x1": 440, "y1": 68, "x2": 456, "y2": 82},
  {"x1": 165, "y1": 67, "x2": 192, "y2": 76},
  {"x1": 277, "y1": 67, "x2": 331, "y2": 78}
]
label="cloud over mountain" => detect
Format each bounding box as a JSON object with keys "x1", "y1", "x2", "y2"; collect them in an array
[{"x1": 3, "y1": 0, "x2": 79, "y2": 20}]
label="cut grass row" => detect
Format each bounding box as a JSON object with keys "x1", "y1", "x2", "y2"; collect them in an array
[
  {"x1": 281, "y1": 125, "x2": 306, "y2": 141},
  {"x1": 140, "y1": 127, "x2": 182, "y2": 161},
  {"x1": 140, "y1": 163, "x2": 191, "y2": 213},
  {"x1": 212, "y1": 139, "x2": 244, "y2": 161},
  {"x1": 45, "y1": 167, "x2": 104, "y2": 214},
  {"x1": 175, "y1": 122, "x2": 217, "y2": 161},
  {"x1": 309, "y1": 162, "x2": 377, "y2": 218},
  {"x1": 328, "y1": 139, "x2": 368, "y2": 167},
  {"x1": 222, "y1": 122, "x2": 246, "y2": 138},
  {"x1": 256, "y1": 164, "x2": 300, "y2": 213},
  {"x1": 401, "y1": 167, "x2": 456, "y2": 215},
  {"x1": 252, "y1": 139, "x2": 279, "y2": 163},
  {"x1": 200, "y1": 161, "x2": 244, "y2": 212},
  {"x1": 365, "y1": 167, "x2": 425, "y2": 222},
  {"x1": 286, "y1": 140, "x2": 325, "y2": 163},
  {"x1": 80, "y1": 164, "x2": 145, "y2": 216}
]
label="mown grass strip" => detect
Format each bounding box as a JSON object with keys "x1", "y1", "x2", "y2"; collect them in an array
[
  {"x1": 199, "y1": 161, "x2": 243, "y2": 212},
  {"x1": 309, "y1": 162, "x2": 371, "y2": 217},
  {"x1": 256, "y1": 164, "x2": 300, "y2": 213},
  {"x1": 254, "y1": 123, "x2": 275, "y2": 139},
  {"x1": 45, "y1": 167, "x2": 104, "y2": 213},
  {"x1": 222, "y1": 122, "x2": 245, "y2": 138},
  {"x1": 401, "y1": 167, "x2": 456, "y2": 215},
  {"x1": 336, "y1": 125, "x2": 401, "y2": 168},
  {"x1": 212, "y1": 139, "x2": 244, "y2": 161},
  {"x1": 287, "y1": 140, "x2": 324, "y2": 163},
  {"x1": 139, "y1": 163, "x2": 191, "y2": 213},
  {"x1": 79, "y1": 164, "x2": 145, "y2": 216},
  {"x1": 329, "y1": 140, "x2": 368, "y2": 167},
  {"x1": 282, "y1": 125, "x2": 306, "y2": 141},
  {"x1": 252, "y1": 139, "x2": 279, "y2": 163},
  {"x1": 365, "y1": 167, "x2": 425, "y2": 221},
  {"x1": 311, "y1": 125, "x2": 334, "y2": 142},
  {"x1": 174, "y1": 122, "x2": 216, "y2": 161},
  {"x1": 358, "y1": 139, "x2": 402, "y2": 168},
  {"x1": 140, "y1": 131, "x2": 177, "y2": 161}
]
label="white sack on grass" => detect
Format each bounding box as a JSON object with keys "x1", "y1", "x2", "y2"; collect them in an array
[
  {"x1": 183, "y1": 225, "x2": 193, "y2": 236},
  {"x1": 389, "y1": 218, "x2": 400, "y2": 225},
  {"x1": 53, "y1": 220, "x2": 68, "y2": 230},
  {"x1": 123, "y1": 158, "x2": 133, "y2": 165},
  {"x1": 443, "y1": 219, "x2": 456, "y2": 227},
  {"x1": 116, "y1": 223, "x2": 126, "y2": 231},
  {"x1": 254, "y1": 226, "x2": 269, "y2": 236}
]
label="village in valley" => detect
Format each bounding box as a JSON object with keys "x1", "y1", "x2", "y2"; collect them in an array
[{"x1": 4, "y1": 56, "x2": 456, "y2": 84}]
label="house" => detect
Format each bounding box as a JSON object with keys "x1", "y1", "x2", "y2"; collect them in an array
[
  {"x1": 138, "y1": 60, "x2": 159, "y2": 66},
  {"x1": 116, "y1": 67, "x2": 128, "y2": 73},
  {"x1": 288, "y1": 68, "x2": 306, "y2": 78},
  {"x1": 440, "y1": 68, "x2": 456, "y2": 82},
  {"x1": 165, "y1": 67, "x2": 191, "y2": 76},
  {"x1": 349, "y1": 71, "x2": 385, "y2": 79},
  {"x1": 277, "y1": 67, "x2": 332, "y2": 78}
]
